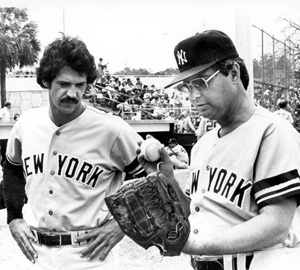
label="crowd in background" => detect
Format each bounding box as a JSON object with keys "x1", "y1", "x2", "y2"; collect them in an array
[
  {"x1": 84, "y1": 73, "x2": 198, "y2": 134},
  {"x1": 84, "y1": 67, "x2": 300, "y2": 135},
  {"x1": 254, "y1": 85, "x2": 300, "y2": 131}
]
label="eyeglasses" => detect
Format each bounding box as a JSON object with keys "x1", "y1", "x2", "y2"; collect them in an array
[{"x1": 179, "y1": 70, "x2": 220, "y2": 93}]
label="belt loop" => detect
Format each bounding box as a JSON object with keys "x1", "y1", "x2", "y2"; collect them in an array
[
  {"x1": 223, "y1": 254, "x2": 233, "y2": 270},
  {"x1": 71, "y1": 230, "x2": 89, "y2": 247},
  {"x1": 71, "y1": 231, "x2": 80, "y2": 247},
  {"x1": 31, "y1": 228, "x2": 37, "y2": 238},
  {"x1": 237, "y1": 253, "x2": 246, "y2": 270},
  {"x1": 31, "y1": 227, "x2": 42, "y2": 246}
]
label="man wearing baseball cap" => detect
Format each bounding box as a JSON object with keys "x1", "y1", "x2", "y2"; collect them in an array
[
  {"x1": 165, "y1": 138, "x2": 189, "y2": 169},
  {"x1": 141, "y1": 30, "x2": 300, "y2": 270}
]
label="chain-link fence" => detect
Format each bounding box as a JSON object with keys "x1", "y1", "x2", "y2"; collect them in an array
[{"x1": 252, "y1": 25, "x2": 300, "y2": 130}]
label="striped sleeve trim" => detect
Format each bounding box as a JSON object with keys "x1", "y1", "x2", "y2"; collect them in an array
[
  {"x1": 253, "y1": 170, "x2": 300, "y2": 208},
  {"x1": 6, "y1": 156, "x2": 23, "y2": 167},
  {"x1": 124, "y1": 157, "x2": 146, "y2": 179}
]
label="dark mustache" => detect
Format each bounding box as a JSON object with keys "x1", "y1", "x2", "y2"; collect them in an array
[{"x1": 61, "y1": 97, "x2": 79, "y2": 104}]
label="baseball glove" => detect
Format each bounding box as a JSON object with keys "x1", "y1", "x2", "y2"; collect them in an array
[{"x1": 105, "y1": 172, "x2": 190, "y2": 256}]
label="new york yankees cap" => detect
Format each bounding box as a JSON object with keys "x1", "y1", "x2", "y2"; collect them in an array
[{"x1": 165, "y1": 30, "x2": 239, "y2": 88}]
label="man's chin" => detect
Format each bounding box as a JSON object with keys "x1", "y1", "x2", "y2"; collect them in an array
[
  {"x1": 59, "y1": 104, "x2": 77, "y2": 114},
  {"x1": 200, "y1": 110, "x2": 214, "y2": 120}
]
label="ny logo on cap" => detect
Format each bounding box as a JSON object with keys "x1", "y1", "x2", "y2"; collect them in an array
[{"x1": 176, "y1": 49, "x2": 188, "y2": 65}]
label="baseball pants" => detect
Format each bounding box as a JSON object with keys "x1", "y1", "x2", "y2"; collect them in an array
[
  {"x1": 191, "y1": 255, "x2": 253, "y2": 270},
  {"x1": 31, "y1": 241, "x2": 120, "y2": 270}
]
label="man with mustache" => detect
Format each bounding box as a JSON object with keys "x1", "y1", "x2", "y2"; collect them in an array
[{"x1": 2, "y1": 35, "x2": 145, "y2": 270}]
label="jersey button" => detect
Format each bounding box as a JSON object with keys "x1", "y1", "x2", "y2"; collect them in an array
[
  {"x1": 202, "y1": 189, "x2": 206, "y2": 193},
  {"x1": 206, "y1": 165, "x2": 210, "y2": 170},
  {"x1": 53, "y1": 151, "x2": 57, "y2": 155},
  {"x1": 50, "y1": 171, "x2": 55, "y2": 176},
  {"x1": 49, "y1": 190, "x2": 53, "y2": 195},
  {"x1": 195, "y1": 207, "x2": 200, "y2": 212},
  {"x1": 56, "y1": 131, "x2": 60, "y2": 136},
  {"x1": 49, "y1": 210, "x2": 53, "y2": 216},
  {"x1": 193, "y1": 229, "x2": 198, "y2": 234}
]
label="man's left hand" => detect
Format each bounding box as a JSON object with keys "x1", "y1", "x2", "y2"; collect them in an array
[{"x1": 75, "y1": 219, "x2": 124, "y2": 261}]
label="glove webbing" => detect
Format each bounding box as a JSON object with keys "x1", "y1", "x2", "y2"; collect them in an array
[{"x1": 125, "y1": 180, "x2": 166, "y2": 237}]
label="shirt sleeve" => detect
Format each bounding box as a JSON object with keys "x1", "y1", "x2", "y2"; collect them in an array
[
  {"x1": 253, "y1": 121, "x2": 300, "y2": 208},
  {"x1": 6, "y1": 119, "x2": 23, "y2": 165},
  {"x1": 111, "y1": 118, "x2": 145, "y2": 179},
  {"x1": 2, "y1": 120, "x2": 26, "y2": 224}
]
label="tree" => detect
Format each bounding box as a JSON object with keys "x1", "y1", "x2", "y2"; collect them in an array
[
  {"x1": 280, "y1": 17, "x2": 300, "y2": 87},
  {"x1": 253, "y1": 58, "x2": 262, "y2": 79},
  {"x1": 280, "y1": 18, "x2": 300, "y2": 53},
  {"x1": 0, "y1": 8, "x2": 40, "y2": 107}
]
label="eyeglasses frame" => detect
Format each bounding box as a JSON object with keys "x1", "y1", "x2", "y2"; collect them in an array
[{"x1": 180, "y1": 70, "x2": 220, "y2": 93}]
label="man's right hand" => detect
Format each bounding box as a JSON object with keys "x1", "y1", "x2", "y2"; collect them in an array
[{"x1": 9, "y1": 219, "x2": 38, "y2": 263}]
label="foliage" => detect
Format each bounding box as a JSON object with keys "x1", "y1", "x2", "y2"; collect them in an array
[
  {"x1": 279, "y1": 17, "x2": 300, "y2": 76},
  {"x1": 253, "y1": 58, "x2": 262, "y2": 79},
  {"x1": 253, "y1": 53, "x2": 294, "y2": 85},
  {"x1": 154, "y1": 67, "x2": 178, "y2": 76},
  {"x1": 113, "y1": 67, "x2": 178, "y2": 76},
  {"x1": 0, "y1": 7, "x2": 41, "y2": 106},
  {"x1": 280, "y1": 18, "x2": 300, "y2": 55}
]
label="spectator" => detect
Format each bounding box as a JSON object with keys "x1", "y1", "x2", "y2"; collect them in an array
[
  {"x1": 274, "y1": 98, "x2": 294, "y2": 126},
  {"x1": 173, "y1": 92, "x2": 183, "y2": 117},
  {"x1": 13, "y1": 113, "x2": 20, "y2": 121},
  {"x1": 0, "y1": 101, "x2": 12, "y2": 167},
  {"x1": 95, "y1": 57, "x2": 109, "y2": 84},
  {"x1": 165, "y1": 138, "x2": 189, "y2": 169},
  {"x1": 126, "y1": 78, "x2": 134, "y2": 88},
  {"x1": 150, "y1": 84, "x2": 156, "y2": 93},
  {"x1": 141, "y1": 93, "x2": 154, "y2": 119},
  {"x1": 117, "y1": 100, "x2": 132, "y2": 120},
  {"x1": 127, "y1": 89, "x2": 143, "y2": 106},
  {"x1": 152, "y1": 102, "x2": 165, "y2": 119},
  {"x1": 196, "y1": 115, "x2": 219, "y2": 140},
  {"x1": 165, "y1": 110, "x2": 176, "y2": 120},
  {"x1": 135, "y1": 77, "x2": 142, "y2": 85},
  {"x1": 0, "y1": 101, "x2": 11, "y2": 122},
  {"x1": 182, "y1": 95, "x2": 191, "y2": 110},
  {"x1": 181, "y1": 109, "x2": 196, "y2": 133},
  {"x1": 141, "y1": 84, "x2": 149, "y2": 95}
]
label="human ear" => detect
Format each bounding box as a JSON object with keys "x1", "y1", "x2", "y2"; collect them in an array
[
  {"x1": 230, "y1": 63, "x2": 240, "y2": 82},
  {"x1": 231, "y1": 70, "x2": 237, "y2": 77},
  {"x1": 42, "y1": 80, "x2": 49, "y2": 88}
]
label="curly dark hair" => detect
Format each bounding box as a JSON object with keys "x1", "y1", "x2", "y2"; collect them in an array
[
  {"x1": 214, "y1": 57, "x2": 249, "y2": 90},
  {"x1": 36, "y1": 36, "x2": 97, "y2": 88}
]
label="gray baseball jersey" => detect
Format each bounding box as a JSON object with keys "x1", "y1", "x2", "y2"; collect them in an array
[
  {"x1": 186, "y1": 106, "x2": 300, "y2": 250},
  {"x1": 6, "y1": 104, "x2": 144, "y2": 231}
]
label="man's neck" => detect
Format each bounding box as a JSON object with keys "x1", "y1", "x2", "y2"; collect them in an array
[
  {"x1": 49, "y1": 103, "x2": 85, "y2": 127},
  {"x1": 218, "y1": 101, "x2": 256, "y2": 137}
]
